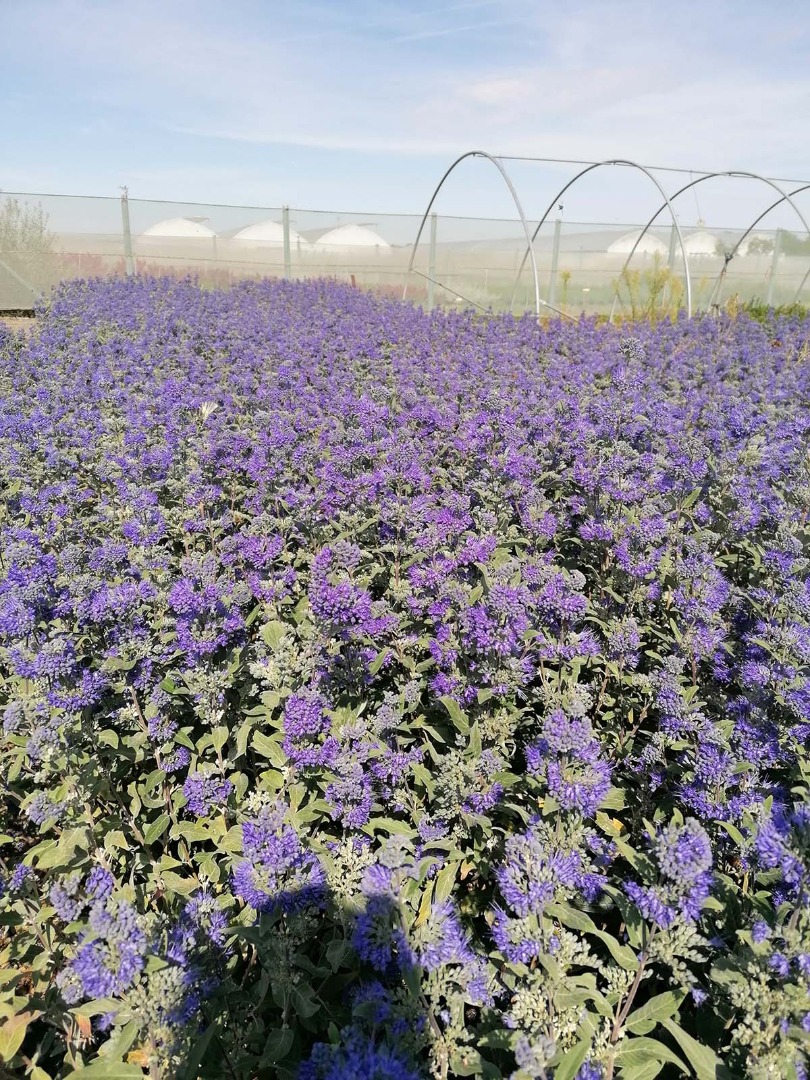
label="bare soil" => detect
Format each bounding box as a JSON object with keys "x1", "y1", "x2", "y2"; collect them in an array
[{"x1": 0, "y1": 315, "x2": 36, "y2": 334}]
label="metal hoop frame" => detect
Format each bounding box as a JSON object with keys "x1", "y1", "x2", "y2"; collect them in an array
[
  {"x1": 709, "y1": 182, "x2": 810, "y2": 307},
  {"x1": 506, "y1": 159, "x2": 692, "y2": 316},
  {"x1": 407, "y1": 152, "x2": 810, "y2": 318},
  {"x1": 402, "y1": 151, "x2": 543, "y2": 317},
  {"x1": 608, "y1": 172, "x2": 810, "y2": 318}
]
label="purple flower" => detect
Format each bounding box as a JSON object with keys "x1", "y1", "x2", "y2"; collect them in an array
[
  {"x1": 25, "y1": 791, "x2": 68, "y2": 826},
  {"x1": 57, "y1": 898, "x2": 147, "y2": 1003},
  {"x1": 282, "y1": 690, "x2": 337, "y2": 768},
  {"x1": 8, "y1": 864, "x2": 34, "y2": 894},
  {"x1": 414, "y1": 900, "x2": 474, "y2": 971},
  {"x1": 162, "y1": 746, "x2": 191, "y2": 773},
  {"x1": 299, "y1": 1029, "x2": 420, "y2": 1080},
  {"x1": 755, "y1": 805, "x2": 810, "y2": 902},
  {"x1": 751, "y1": 919, "x2": 771, "y2": 944},
  {"x1": 353, "y1": 856, "x2": 417, "y2": 974},
  {"x1": 769, "y1": 953, "x2": 790, "y2": 978},
  {"x1": 51, "y1": 866, "x2": 114, "y2": 923},
  {"x1": 232, "y1": 802, "x2": 326, "y2": 915},
  {"x1": 625, "y1": 819, "x2": 713, "y2": 928},
  {"x1": 526, "y1": 709, "x2": 612, "y2": 817},
  {"x1": 183, "y1": 771, "x2": 233, "y2": 817}
]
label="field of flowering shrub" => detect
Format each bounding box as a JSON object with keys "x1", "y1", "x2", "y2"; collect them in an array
[{"x1": 1, "y1": 277, "x2": 810, "y2": 1080}]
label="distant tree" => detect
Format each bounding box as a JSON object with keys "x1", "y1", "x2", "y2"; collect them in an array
[
  {"x1": 745, "y1": 236, "x2": 775, "y2": 256},
  {"x1": 777, "y1": 230, "x2": 810, "y2": 256},
  {"x1": 0, "y1": 194, "x2": 55, "y2": 302},
  {"x1": 0, "y1": 194, "x2": 54, "y2": 256}
]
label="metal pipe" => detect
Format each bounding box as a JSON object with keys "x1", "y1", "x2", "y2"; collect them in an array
[
  {"x1": 509, "y1": 160, "x2": 692, "y2": 317},
  {"x1": 120, "y1": 186, "x2": 135, "y2": 276},
  {"x1": 427, "y1": 213, "x2": 437, "y2": 311},
  {"x1": 609, "y1": 173, "x2": 810, "y2": 319},
  {"x1": 403, "y1": 150, "x2": 542, "y2": 318}
]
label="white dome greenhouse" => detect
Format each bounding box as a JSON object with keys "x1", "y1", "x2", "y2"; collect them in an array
[
  {"x1": 683, "y1": 230, "x2": 721, "y2": 257},
  {"x1": 232, "y1": 220, "x2": 309, "y2": 247},
  {"x1": 607, "y1": 230, "x2": 668, "y2": 256},
  {"x1": 313, "y1": 224, "x2": 391, "y2": 251},
  {"x1": 141, "y1": 217, "x2": 217, "y2": 239}
]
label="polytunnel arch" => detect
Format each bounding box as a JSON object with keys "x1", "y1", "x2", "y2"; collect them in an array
[
  {"x1": 506, "y1": 159, "x2": 692, "y2": 317},
  {"x1": 709, "y1": 182, "x2": 810, "y2": 307},
  {"x1": 402, "y1": 150, "x2": 543, "y2": 317},
  {"x1": 607, "y1": 171, "x2": 810, "y2": 319}
]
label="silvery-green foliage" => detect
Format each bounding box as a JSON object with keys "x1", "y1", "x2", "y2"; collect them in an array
[{"x1": 0, "y1": 278, "x2": 809, "y2": 1079}]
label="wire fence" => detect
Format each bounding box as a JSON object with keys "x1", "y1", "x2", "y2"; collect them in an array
[{"x1": 1, "y1": 189, "x2": 806, "y2": 316}]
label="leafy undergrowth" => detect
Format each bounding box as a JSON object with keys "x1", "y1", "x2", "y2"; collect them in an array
[{"x1": 1, "y1": 278, "x2": 810, "y2": 1079}]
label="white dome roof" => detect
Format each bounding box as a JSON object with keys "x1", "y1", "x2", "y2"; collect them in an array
[
  {"x1": 607, "y1": 230, "x2": 668, "y2": 256},
  {"x1": 683, "y1": 230, "x2": 720, "y2": 256},
  {"x1": 314, "y1": 224, "x2": 390, "y2": 249},
  {"x1": 232, "y1": 220, "x2": 308, "y2": 246},
  {"x1": 141, "y1": 217, "x2": 216, "y2": 238}
]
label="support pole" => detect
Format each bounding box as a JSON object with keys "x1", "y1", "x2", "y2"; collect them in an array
[
  {"x1": 120, "y1": 186, "x2": 135, "y2": 276},
  {"x1": 548, "y1": 216, "x2": 562, "y2": 307},
  {"x1": 766, "y1": 228, "x2": 782, "y2": 306},
  {"x1": 667, "y1": 225, "x2": 678, "y2": 273},
  {"x1": 282, "y1": 206, "x2": 292, "y2": 280},
  {"x1": 427, "y1": 213, "x2": 437, "y2": 311}
]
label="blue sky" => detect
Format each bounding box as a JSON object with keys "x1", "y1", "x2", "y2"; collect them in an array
[{"x1": 3, "y1": 0, "x2": 810, "y2": 226}]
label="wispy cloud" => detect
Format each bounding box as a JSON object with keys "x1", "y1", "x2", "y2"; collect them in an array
[
  {"x1": 391, "y1": 16, "x2": 522, "y2": 43},
  {"x1": 4, "y1": 0, "x2": 810, "y2": 217}
]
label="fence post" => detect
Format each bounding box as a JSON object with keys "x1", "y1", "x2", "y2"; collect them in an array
[
  {"x1": 120, "y1": 187, "x2": 135, "y2": 276},
  {"x1": 548, "y1": 216, "x2": 562, "y2": 307},
  {"x1": 766, "y1": 228, "x2": 782, "y2": 307},
  {"x1": 667, "y1": 225, "x2": 678, "y2": 273},
  {"x1": 427, "y1": 212, "x2": 437, "y2": 311},
  {"x1": 282, "y1": 206, "x2": 292, "y2": 280}
]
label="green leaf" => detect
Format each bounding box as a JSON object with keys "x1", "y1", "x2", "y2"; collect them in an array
[
  {"x1": 210, "y1": 726, "x2": 229, "y2": 754},
  {"x1": 69, "y1": 1062, "x2": 145, "y2": 1078},
  {"x1": 368, "y1": 817, "x2": 415, "y2": 837},
  {"x1": 659, "y1": 1019, "x2": 734, "y2": 1080},
  {"x1": 159, "y1": 871, "x2": 197, "y2": 896},
  {"x1": 434, "y1": 861, "x2": 458, "y2": 904},
  {"x1": 600, "y1": 787, "x2": 627, "y2": 811},
  {"x1": 718, "y1": 821, "x2": 745, "y2": 846},
  {"x1": 251, "y1": 731, "x2": 287, "y2": 767},
  {"x1": 143, "y1": 814, "x2": 171, "y2": 845},
  {"x1": 0, "y1": 1010, "x2": 35, "y2": 1061},
  {"x1": 625, "y1": 990, "x2": 687, "y2": 1034},
  {"x1": 368, "y1": 648, "x2": 390, "y2": 675},
  {"x1": 326, "y1": 939, "x2": 348, "y2": 972},
  {"x1": 449, "y1": 1048, "x2": 487, "y2": 1076},
  {"x1": 439, "y1": 695, "x2": 469, "y2": 733},
  {"x1": 260, "y1": 1027, "x2": 295, "y2": 1066},
  {"x1": 34, "y1": 826, "x2": 91, "y2": 870},
  {"x1": 103, "y1": 830, "x2": 129, "y2": 853},
  {"x1": 291, "y1": 987, "x2": 320, "y2": 1019},
  {"x1": 614, "y1": 1037, "x2": 688, "y2": 1073},
  {"x1": 177, "y1": 1025, "x2": 216, "y2": 1080},
  {"x1": 547, "y1": 904, "x2": 639, "y2": 971},
  {"x1": 469, "y1": 722, "x2": 482, "y2": 758},
  {"x1": 620, "y1": 1062, "x2": 665, "y2": 1079},
  {"x1": 553, "y1": 1039, "x2": 590, "y2": 1080},
  {"x1": 170, "y1": 821, "x2": 211, "y2": 843},
  {"x1": 260, "y1": 621, "x2": 288, "y2": 650}
]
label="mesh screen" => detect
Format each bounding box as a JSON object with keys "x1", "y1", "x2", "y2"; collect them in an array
[{"x1": 0, "y1": 190, "x2": 805, "y2": 316}]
